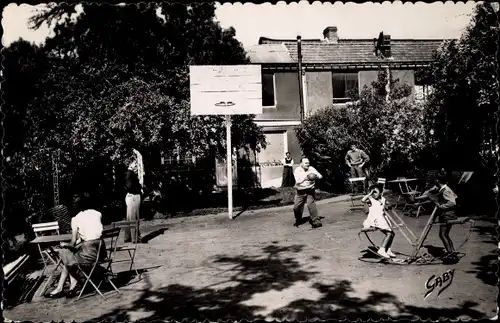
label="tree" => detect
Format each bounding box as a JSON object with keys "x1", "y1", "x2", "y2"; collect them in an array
[
  {"x1": 27, "y1": 2, "x2": 264, "y2": 160},
  {"x1": 1, "y1": 40, "x2": 60, "y2": 236},
  {"x1": 3, "y1": 3, "x2": 266, "y2": 230},
  {"x1": 296, "y1": 69, "x2": 428, "y2": 192},
  {"x1": 424, "y1": 3, "x2": 499, "y2": 172}
]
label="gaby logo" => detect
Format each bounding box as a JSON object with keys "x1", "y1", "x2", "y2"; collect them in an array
[{"x1": 424, "y1": 269, "x2": 455, "y2": 299}]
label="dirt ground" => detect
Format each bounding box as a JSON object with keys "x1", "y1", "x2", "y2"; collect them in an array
[{"x1": 4, "y1": 198, "x2": 497, "y2": 321}]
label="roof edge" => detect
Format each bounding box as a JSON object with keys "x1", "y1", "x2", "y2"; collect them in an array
[{"x1": 258, "y1": 36, "x2": 454, "y2": 44}]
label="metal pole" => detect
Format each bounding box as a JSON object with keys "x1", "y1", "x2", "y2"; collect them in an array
[
  {"x1": 385, "y1": 65, "x2": 390, "y2": 102},
  {"x1": 297, "y1": 36, "x2": 305, "y2": 122},
  {"x1": 226, "y1": 115, "x2": 233, "y2": 219},
  {"x1": 52, "y1": 150, "x2": 60, "y2": 206}
]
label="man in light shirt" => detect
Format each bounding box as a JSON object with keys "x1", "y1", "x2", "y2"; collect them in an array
[
  {"x1": 345, "y1": 143, "x2": 370, "y2": 193},
  {"x1": 293, "y1": 157, "x2": 323, "y2": 229},
  {"x1": 345, "y1": 143, "x2": 370, "y2": 177}
]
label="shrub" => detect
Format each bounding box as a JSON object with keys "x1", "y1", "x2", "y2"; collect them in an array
[{"x1": 296, "y1": 69, "x2": 430, "y2": 192}]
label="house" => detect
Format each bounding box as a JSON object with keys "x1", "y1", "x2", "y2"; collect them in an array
[{"x1": 247, "y1": 26, "x2": 444, "y2": 188}]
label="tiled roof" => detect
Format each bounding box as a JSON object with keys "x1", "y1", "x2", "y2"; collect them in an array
[
  {"x1": 246, "y1": 44, "x2": 295, "y2": 63},
  {"x1": 249, "y1": 37, "x2": 446, "y2": 64}
]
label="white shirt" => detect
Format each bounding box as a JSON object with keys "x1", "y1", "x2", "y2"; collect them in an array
[
  {"x1": 71, "y1": 209, "x2": 103, "y2": 242},
  {"x1": 294, "y1": 166, "x2": 322, "y2": 190}
]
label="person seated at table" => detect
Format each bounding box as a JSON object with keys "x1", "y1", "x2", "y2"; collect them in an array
[
  {"x1": 46, "y1": 195, "x2": 105, "y2": 298},
  {"x1": 415, "y1": 171, "x2": 459, "y2": 263}
]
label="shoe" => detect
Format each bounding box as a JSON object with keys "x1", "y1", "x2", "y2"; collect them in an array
[
  {"x1": 311, "y1": 222, "x2": 323, "y2": 229},
  {"x1": 442, "y1": 252, "x2": 459, "y2": 264},
  {"x1": 45, "y1": 290, "x2": 65, "y2": 298},
  {"x1": 294, "y1": 218, "x2": 302, "y2": 227},
  {"x1": 386, "y1": 249, "x2": 397, "y2": 258},
  {"x1": 66, "y1": 283, "x2": 83, "y2": 298},
  {"x1": 377, "y1": 249, "x2": 390, "y2": 258}
]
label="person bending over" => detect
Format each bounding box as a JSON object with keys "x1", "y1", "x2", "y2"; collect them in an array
[
  {"x1": 415, "y1": 171, "x2": 459, "y2": 263},
  {"x1": 293, "y1": 158, "x2": 323, "y2": 229},
  {"x1": 361, "y1": 184, "x2": 396, "y2": 258}
]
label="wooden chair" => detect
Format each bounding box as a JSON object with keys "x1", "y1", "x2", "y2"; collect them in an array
[
  {"x1": 32, "y1": 222, "x2": 60, "y2": 268},
  {"x1": 4, "y1": 254, "x2": 30, "y2": 286},
  {"x1": 75, "y1": 227, "x2": 121, "y2": 301},
  {"x1": 110, "y1": 220, "x2": 140, "y2": 277}
]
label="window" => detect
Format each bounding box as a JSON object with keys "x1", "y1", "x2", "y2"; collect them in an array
[
  {"x1": 262, "y1": 72, "x2": 276, "y2": 107},
  {"x1": 332, "y1": 72, "x2": 358, "y2": 102}
]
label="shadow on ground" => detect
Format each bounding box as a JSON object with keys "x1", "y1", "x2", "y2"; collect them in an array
[
  {"x1": 465, "y1": 220, "x2": 498, "y2": 286},
  {"x1": 85, "y1": 243, "x2": 488, "y2": 322}
]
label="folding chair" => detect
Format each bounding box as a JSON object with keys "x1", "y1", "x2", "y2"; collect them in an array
[
  {"x1": 110, "y1": 220, "x2": 140, "y2": 277},
  {"x1": 75, "y1": 227, "x2": 121, "y2": 301},
  {"x1": 32, "y1": 222, "x2": 60, "y2": 268},
  {"x1": 349, "y1": 177, "x2": 367, "y2": 210},
  {"x1": 377, "y1": 178, "x2": 387, "y2": 193}
]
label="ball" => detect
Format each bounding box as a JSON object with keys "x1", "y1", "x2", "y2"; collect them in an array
[{"x1": 307, "y1": 173, "x2": 317, "y2": 181}]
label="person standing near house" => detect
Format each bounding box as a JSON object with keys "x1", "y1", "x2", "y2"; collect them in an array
[
  {"x1": 124, "y1": 149, "x2": 144, "y2": 243},
  {"x1": 345, "y1": 143, "x2": 370, "y2": 192},
  {"x1": 281, "y1": 152, "x2": 295, "y2": 187},
  {"x1": 345, "y1": 143, "x2": 370, "y2": 177},
  {"x1": 293, "y1": 157, "x2": 323, "y2": 229}
]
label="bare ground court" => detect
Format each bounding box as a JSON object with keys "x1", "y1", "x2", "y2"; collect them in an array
[{"x1": 5, "y1": 199, "x2": 497, "y2": 321}]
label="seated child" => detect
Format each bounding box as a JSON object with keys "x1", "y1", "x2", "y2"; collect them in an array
[
  {"x1": 361, "y1": 184, "x2": 396, "y2": 258},
  {"x1": 415, "y1": 171, "x2": 459, "y2": 263}
]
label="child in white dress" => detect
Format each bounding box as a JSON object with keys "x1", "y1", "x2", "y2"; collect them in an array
[{"x1": 361, "y1": 184, "x2": 396, "y2": 258}]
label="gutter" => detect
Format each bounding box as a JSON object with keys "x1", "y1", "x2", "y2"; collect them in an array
[
  {"x1": 297, "y1": 36, "x2": 305, "y2": 122},
  {"x1": 257, "y1": 62, "x2": 432, "y2": 71}
]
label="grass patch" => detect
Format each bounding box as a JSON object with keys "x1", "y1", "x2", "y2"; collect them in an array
[{"x1": 149, "y1": 187, "x2": 339, "y2": 219}]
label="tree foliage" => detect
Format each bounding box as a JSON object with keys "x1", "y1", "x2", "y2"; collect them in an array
[
  {"x1": 296, "y1": 69, "x2": 429, "y2": 192},
  {"x1": 3, "y1": 3, "x2": 266, "y2": 233},
  {"x1": 423, "y1": 3, "x2": 499, "y2": 172}
]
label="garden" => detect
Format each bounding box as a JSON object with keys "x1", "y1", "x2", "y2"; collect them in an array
[{"x1": 2, "y1": 3, "x2": 498, "y2": 279}]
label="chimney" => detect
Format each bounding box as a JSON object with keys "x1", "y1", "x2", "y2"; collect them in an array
[
  {"x1": 374, "y1": 32, "x2": 392, "y2": 58},
  {"x1": 323, "y1": 26, "x2": 338, "y2": 43},
  {"x1": 383, "y1": 34, "x2": 391, "y2": 58}
]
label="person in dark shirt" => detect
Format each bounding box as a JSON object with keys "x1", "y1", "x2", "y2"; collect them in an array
[
  {"x1": 281, "y1": 152, "x2": 295, "y2": 187},
  {"x1": 125, "y1": 160, "x2": 142, "y2": 243}
]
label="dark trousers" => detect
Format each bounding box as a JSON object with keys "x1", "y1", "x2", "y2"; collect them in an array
[
  {"x1": 293, "y1": 189, "x2": 320, "y2": 224},
  {"x1": 350, "y1": 165, "x2": 365, "y2": 178},
  {"x1": 350, "y1": 165, "x2": 366, "y2": 193}
]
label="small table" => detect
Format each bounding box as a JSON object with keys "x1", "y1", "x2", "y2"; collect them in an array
[
  {"x1": 387, "y1": 178, "x2": 419, "y2": 192},
  {"x1": 31, "y1": 234, "x2": 72, "y2": 296},
  {"x1": 387, "y1": 178, "x2": 421, "y2": 209}
]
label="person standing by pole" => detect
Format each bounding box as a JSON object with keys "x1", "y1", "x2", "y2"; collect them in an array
[
  {"x1": 124, "y1": 149, "x2": 144, "y2": 243},
  {"x1": 293, "y1": 157, "x2": 323, "y2": 229}
]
